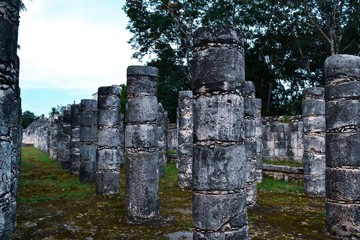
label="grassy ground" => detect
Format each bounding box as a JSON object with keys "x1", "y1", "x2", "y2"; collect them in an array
[{"x1": 14, "y1": 147, "x2": 333, "y2": 239}]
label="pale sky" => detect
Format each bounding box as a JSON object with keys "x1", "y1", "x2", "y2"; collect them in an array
[{"x1": 18, "y1": 0, "x2": 141, "y2": 116}]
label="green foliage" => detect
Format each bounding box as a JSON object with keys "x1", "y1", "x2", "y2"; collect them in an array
[
  {"x1": 22, "y1": 110, "x2": 38, "y2": 129},
  {"x1": 124, "y1": 0, "x2": 360, "y2": 118},
  {"x1": 48, "y1": 105, "x2": 66, "y2": 117}
]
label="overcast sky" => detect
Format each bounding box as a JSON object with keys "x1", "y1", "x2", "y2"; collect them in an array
[{"x1": 18, "y1": 0, "x2": 141, "y2": 116}]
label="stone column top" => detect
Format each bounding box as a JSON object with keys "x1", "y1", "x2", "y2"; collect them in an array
[
  {"x1": 193, "y1": 26, "x2": 243, "y2": 47},
  {"x1": 178, "y1": 90, "x2": 193, "y2": 99},
  {"x1": 127, "y1": 65, "x2": 158, "y2": 77},
  {"x1": 80, "y1": 99, "x2": 97, "y2": 108},
  {"x1": 324, "y1": 54, "x2": 360, "y2": 79},
  {"x1": 98, "y1": 86, "x2": 121, "y2": 96},
  {"x1": 303, "y1": 87, "x2": 325, "y2": 98}
]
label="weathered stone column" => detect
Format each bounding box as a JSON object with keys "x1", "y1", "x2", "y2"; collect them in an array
[
  {"x1": 302, "y1": 87, "x2": 325, "y2": 197},
  {"x1": 158, "y1": 103, "x2": 167, "y2": 178},
  {"x1": 60, "y1": 108, "x2": 71, "y2": 169},
  {"x1": 56, "y1": 114, "x2": 64, "y2": 162},
  {"x1": 192, "y1": 26, "x2": 248, "y2": 239},
  {"x1": 243, "y1": 81, "x2": 258, "y2": 207},
  {"x1": 125, "y1": 66, "x2": 160, "y2": 224},
  {"x1": 79, "y1": 99, "x2": 97, "y2": 183},
  {"x1": 70, "y1": 104, "x2": 81, "y2": 175},
  {"x1": 96, "y1": 86, "x2": 122, "y2": 195},
  {"x1": 0, "y1": 1, "x2": 21, "y2": 238},
  {"x1": 325, "y1": 54, "x2": 360, "y2": 238},
  {"x1": 177, "y1": 90, "x2": 193, "y2": 189},
  {"x1": 48, "y1": 115, "x2": 59, "y2": 160},
  {"x1": 255, "y1": 98, "x2": 263, "y2": 183}
]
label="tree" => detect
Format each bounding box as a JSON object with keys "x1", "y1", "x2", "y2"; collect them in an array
[
  {"x1": 48, "y1": 105, "x2": 66, "y2": 117},
  {"x1": 22, "y1": 110, "x2": 38, "y2": 129},
  {"x1": 124, "y1": 0, "x2": 360, "y2": 118}
]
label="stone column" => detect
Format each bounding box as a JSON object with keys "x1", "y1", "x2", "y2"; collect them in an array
[
  {"x1": 177, "y1": 90, "x2": 193, "y2": 189},
  {"x1": 48, "y1": 115, "x2": 59, "y2": 160},
  {"x1": 70, "y1": 104, "x2": 81, "y2": 175},
  {"x1": 302, "y1": 87, "x2": 325, "y2": 197},
  {"x1": 255, "y1": 98, "x2": 263, "y2": 182},
  {"x1": 325, "y1": 54, "x2": 360, "y2": 238},
  {"x1": 125, "y1": 66, "x2": 160, "y2": 224},
  {"x1": 157, "y1": 103, "x2": 167, "y2": 178},
  {"x1": 96, "y1": 86, "x2": 122, "y2": 195},
  {"x1": 79, "y1": 99, "x2": 97, "y2": 183},
  {"x1": 243, "y1": 81, "x2": 258, "y2": 207},
  {"x1": 0, "y1": 1, "x2": 21, "y2": 238},
  {"x1": 60, "y1": 108, "x2": 72, "y2": 169},
  {"x1": 56, "y1": 115, "x2": 64, "y2": 162},
  {"x1": 192, "y1": 26, "x2": 248, "y2": 239}
]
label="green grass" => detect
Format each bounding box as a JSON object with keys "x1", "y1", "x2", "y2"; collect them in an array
[
  {"x1": 258, "y1": 176, "x2": 304, "y2": 193},
  {"x1": 167, "y1": 150, "x2": 177, "y2": 155},
  {"x1": 15, "y1": 147, "x2": 331, "y2": 240},
  {"x1": 18, "y1": 147, "x2": 94, "y2": 204},
  {"x1": 263, "y1": 159, "x2": 303, "y2": 168}
]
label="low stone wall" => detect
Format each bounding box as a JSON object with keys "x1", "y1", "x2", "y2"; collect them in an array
[
  {"x1": 262, "y1": 116, "x2": 303, "y2": 162},
  {"x1": 263, "y1": 164, "x2": 304, "y2": 182}
]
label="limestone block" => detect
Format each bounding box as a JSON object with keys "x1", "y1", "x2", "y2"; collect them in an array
[
  {"x1": 302, "y1": 99, "x2": 326, "y2": 116},
  {"x1": 245, "y1": 160, "x2": 257, "y2": 182},
  {"x1": 303, "y1": 154, "x2": 326, "y2": 175},
  {"x1": 193, "y1": 144, "x2": 245, "y2": 191},
  {"x1": 245, "y1": 140, "x2": 257, "y2": 160},
  {"x1": 324, "y1": 54, "x2": 360, "y2": 79},
  {"x1": 127, "y1": 67, "x2": 158, "y2": 96},
  {"x1": 80, "y1": 144, "x2": 97, "y2": 163},
  {"x1": 79, "y1": 161, "x2": 96, "y2": 182},
  {"x1": 244, "y1": 119, "x2": 256, "y2": 138},
  {"x1": 326, "y1": 100, "x2": 360, "y2": 130},
  {"x1": 303, "y1": 135, "x2": 325, "y2": 154},
  {"x1": 193, "y1": 227, "x2": 248, "y2": 240},
  {"x1": 326, "y1": 168, "x2": 360, "y2": 201},
  {"x1": 98, "y1": 109, "x2": 120, "y2": 126},
  {"x1": 95, "y1": 171, "x2": 120, "y2": 195},
  {"x1": 303, "y1": 87, "x2": 325, "y2": 98},
  {"x1": 326, "y1": 132, "x2": 360, "y2": 167},
  {"x1": 192, "y1": 47, "x2": 244, "y2": 93},
  {"x1": 303, "y1": 116, "x2": 326, "y2": 133},
  {"x1": 96, "y1": 149, "x2": 122, "y2": 170},
  {"x1": 125, "y1": 124, "x2": 157, "y2": 148},
  {"x1": 193, "y1": 26, "x2": 243, "y2": 47},
  {"x1": 304, "y1": 175, "x2": 325, "y2": 196},
  {"x1": 80, "y1": 126, "x2": 97, "y2": 143},
  {"x1": 193, "y1": 192, "x2": 247, "y2": 231},
  {"x1": 178, "y1": 116, "x2": 193, "y2": 131},
  {"x1": 193, "y1": 94, "x2": 243, "y2": 142},
  {"x1": 97, "y1": 127, "x2": 121, "y2": 147},
  {"x1": 178, "y1": 129, "x2": 192, "y2": 145},
  {"x1": 326, "y1": 81, "x2": 360, "y2": 100},
  {"x1": 326, "y1": 202, "x2": 360, "y2": 238},
  {"x1": 97, "y1": 87, "x2": 120, "y2": 108},
  {"x1": 125, "y1": 150, "x2": 159, "y2": 222},
  {"x1": 244, "y1": 98, "x2": 257, "y2": 117},
  {"x1": 177, "y1": 143, "x2": 193, "y2": 159},
  {"x1": 125, "y1": 96, "x2": 158, "y2": 123}
]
